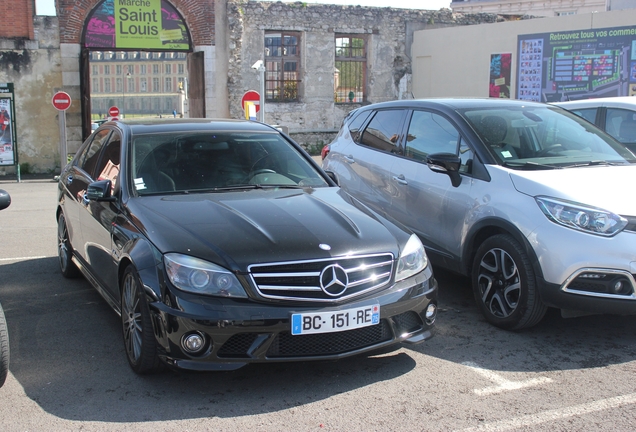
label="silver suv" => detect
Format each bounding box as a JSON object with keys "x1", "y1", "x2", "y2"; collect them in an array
[{"x1": 323, "y1": 98, "x2": 636, "y2": 330}]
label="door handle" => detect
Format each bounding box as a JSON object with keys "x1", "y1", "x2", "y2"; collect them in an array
[
  {"x1": 344, "y1": 155, "x2": 355, "y2": 164},
  {"x1": 392, "y1": 174, "x2": 408, "y2": 185}
]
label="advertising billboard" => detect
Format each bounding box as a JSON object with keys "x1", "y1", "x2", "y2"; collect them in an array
[
  {"x1": 517, "y1": 25, "x2": 636, "y2": 102},
  {"x1": 84, "y1": 0, "x2": 190, "y2": 50},
  {"x1": 0, "y1": 98, "x2": 14, "y2": 166}
]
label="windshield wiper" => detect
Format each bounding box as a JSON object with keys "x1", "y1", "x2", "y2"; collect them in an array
[
  {"x1": 502, "y1": 161, "x2": 563, "y2": 170},
  {"x1": 563, "y1": 160, "x2": 628, "y2": 168}
]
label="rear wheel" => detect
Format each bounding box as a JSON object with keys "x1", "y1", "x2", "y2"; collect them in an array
[
  {"x1": 0, "y1": 301, "x2": 9, "y2": 387},
  {"x1": 121, "y1": 265, "x2": 162, "y2": 374},
  {"x1": 472, "y1": 234, "x2": 547, "y2": 330},
  {"x1": 57, "y1": 213, "x2": 80, "y2": 278}
]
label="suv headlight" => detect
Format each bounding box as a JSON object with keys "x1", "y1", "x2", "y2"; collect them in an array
[
  {"x1": 536, "y1": 196, "x2": 627, "y2": 237},
  {"x1": 164, "y1": 253, "x2": 248, "y2": 298},
  {"x1": 396, "y1": 234, "x2": 428, "y2": 282}
]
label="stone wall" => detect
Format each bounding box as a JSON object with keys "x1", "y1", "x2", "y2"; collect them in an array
[
  {"x1": 0, "y1": 16, "x2": 64, "y2": 175},
  {"x1": 226, "y1": 0, "x2": 502, "y2": 141}
]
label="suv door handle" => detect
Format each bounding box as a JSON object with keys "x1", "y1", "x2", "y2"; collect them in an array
[
  {"x1": 344, "y1": 155, "x2": 355, "y2": 164},
  {"x1": 392, "y1": 174, "x2": 408, "y2": 185}
]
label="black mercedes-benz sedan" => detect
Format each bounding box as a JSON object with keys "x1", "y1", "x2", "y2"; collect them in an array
[{"x1": 56, "y1": 118, "x2": 438, "y2": 374}]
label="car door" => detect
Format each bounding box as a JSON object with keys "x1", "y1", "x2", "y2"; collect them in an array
[
  {"x1": 343, "y1": 109, "x2": 407, "y2": 216},
  {"x1": 61, "y1": 129, "x2": 112, "y2": 261},
  {"x1": 79, "y1": 132, "x2": 122, "y2": 299},
  {"x1": 389, "y1": 109, "x2": 479, "y2": 264}
]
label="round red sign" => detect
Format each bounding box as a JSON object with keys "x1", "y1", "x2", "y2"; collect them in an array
[
  {"x1": 109, "y1": 106, "x2": 120, "y2": 117},
  {"x1": 241, "y1": 90, "x2": 260, "y2": 112},
  {"x1": 52, "y1": 91, "x2": 72, "y2": 111}
]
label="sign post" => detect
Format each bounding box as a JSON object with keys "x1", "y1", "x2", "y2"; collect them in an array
[{"x1": 52, "y1": 91, "x2": 72, "y2": 173}]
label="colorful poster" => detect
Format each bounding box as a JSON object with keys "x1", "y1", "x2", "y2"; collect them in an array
[
  {"x1": 84, "y1": 0, "x2": 190, "y2": 50},
  {"x1": 517, "y1": 25, "x2": 636, "y2": 102},
  {"x1": 489, "y1": 53, "x2": 511, "y2": 98},
  {"x1": 0, "y1": 98, "x2": 14, "y2": 166}
]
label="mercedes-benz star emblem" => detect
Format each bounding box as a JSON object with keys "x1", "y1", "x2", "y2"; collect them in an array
[{"x1": 319, "y1": 264, "x2": 349, "y2": 297}]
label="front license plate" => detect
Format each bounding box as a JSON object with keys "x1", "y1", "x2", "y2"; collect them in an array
[{"x1": 291, "y1": 303, "x2": 380, "y2": 335}]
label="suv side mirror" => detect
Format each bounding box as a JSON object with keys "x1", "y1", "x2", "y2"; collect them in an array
[
  {"x1": 426, "y1": 153, "x2": 462, "y2": 187},
  {"x1": 0, "y1": 189, "x2": 10, "y2": 211},
  {"x1": 86, "y1": 180, "x2": 116, "y2": 201}
]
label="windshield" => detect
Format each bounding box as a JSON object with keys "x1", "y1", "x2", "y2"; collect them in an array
[
  {"x1": 460, "y1": 105, "x2": 636, "y2": 169},
  {"x1": 131, "y1": 131, "x2": 329, "y2": 195}
]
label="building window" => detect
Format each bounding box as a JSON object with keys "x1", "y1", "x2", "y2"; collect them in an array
[
  {"x1": 116, "y1": 65, "x2": 122, "y2": 75},
  {"x1": 140, "y1": 64, "x2": 147, "y2": 74},
  {"x1": 178, "y1": 64, "x2": 184, "y2": 74},
  {"x1": 165, "y1": 64, "x2": 172, "y2": 74},
  {"x1": 104, "y1": 65, "x2": 110, "y2": 75},
  {"x1": 265, "y1": 31, "x2": 301, "y2": 102},
  {"x1": 92, "y1": 78, "x2": 99, "y2": 93},
  {"x1": 164, "y1": 77, "x2": 172, "y2": 93},
  {"x1": 141, "y1": 78, "x2": 147, "y2": 92},
  {"x1": 127, "y1": 76, "x2": 134, "y2": 93},
  {"x1": 104, "y1": 79, "x2": 111, "y2": 93},
  {"x1": 335, "y1": 35, "x2": 366, "y2": 103},
  {"x1": 116, "y1": 78, "x2": 122, "y2": 93},
  {"x1": 128, "y1": 64, "x2": 134, "y2": 74},
  {"x1": 153, "y1": 78, "x2": 160, "y2": 92},
  {"x1": 153, "y1": 64, "x2": 159, "y2": 74}
]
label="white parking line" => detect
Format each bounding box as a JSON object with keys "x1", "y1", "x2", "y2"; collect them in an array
[
  {"x1": 0, "y1": 256, "x2": 48, "y2": 262},
  {"x1": 463, "y1": 361, "x2": 553, "y2": 395},
  {"x1": 457, "y1": 392, "x2": 636, "y2": 431}
]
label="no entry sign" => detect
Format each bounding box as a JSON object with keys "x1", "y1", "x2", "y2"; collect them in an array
[
  {"x1": 52, "y1": 91, "x2": 72, "y2": 111},
  {"x1": 241, "y1": 90, "x2": 260, "y2": 112},
  {"x1": 109, "y1": 106, "x2": 120, "y2": 118}
]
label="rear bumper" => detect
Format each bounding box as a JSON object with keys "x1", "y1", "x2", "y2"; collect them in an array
[{"x1": 150, "y1": 271, "x2": 438, "y2": 371}]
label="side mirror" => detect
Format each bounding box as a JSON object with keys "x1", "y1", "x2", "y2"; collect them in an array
[
  {"x1": 426, "y1": 153, "x2": 462, "y2": 188},
  {"x1": 325, "y1": 170, "x2": 340, "y2": 186},
  {"x1": 86, "y1": 180, "x2": 115, "y2": 201},
  {"x1": 0, "y1": 189, "x2": 10, "y2": 211}
]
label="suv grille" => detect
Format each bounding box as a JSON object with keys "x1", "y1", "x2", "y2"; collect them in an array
[{"x1": 248, "y1": 254, "x2": 394, "y2": 302}]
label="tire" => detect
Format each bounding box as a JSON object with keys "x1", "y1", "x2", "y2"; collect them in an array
[
  {"x1": 471, "y1": 234, "x2": 547, "y2": 330},
  {"x1": 57, "y1": 213, "x2": 80, "y2": 278},
  {"x1": 121, "y1": 265, "x2": 163, "y2": 374},
  {"x1": 0, "y1": 301, "x2": 9, "y2": 388}
]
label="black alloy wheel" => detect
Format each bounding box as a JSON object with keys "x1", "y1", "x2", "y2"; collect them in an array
[
  {"x1": 472, "y1": 234, "x2": 547, "y2": 330},
  {"x1": 57, "y1": 213, "x2": 80, "y2": 278},
  {"x1": 0, "y1": 301, "x2": 9, "y2": 388},
  {"x1": 121, "y1": 265, "x2": 162, "y2": 374}
]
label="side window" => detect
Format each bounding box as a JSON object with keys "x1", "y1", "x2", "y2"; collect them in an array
[
  {"x1": 606, "y1": 108, "x2": 636, "y2": 143},
  {"x1": 95, "y1": 133, "x2": 121, "y2": 193},
  {"x1": 570, "y1": 108, "x2": 597, "y2": 125},
  {"x1": 359, "y1": 110, "x2": 405, "y2": 153},
  {"x1": 79, "y1": 129, "x2": 111, "y2": 178},
  {"x1": 405, "y1": 111, "x2": 459, "y2": 161},
  {"x1": 348, "y1": 110, "x2": 371, "y2": 142}
]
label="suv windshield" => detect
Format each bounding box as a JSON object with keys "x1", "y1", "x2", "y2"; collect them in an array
[
  {"x1": 460, "y1": 105, "x2": 636, "y2": 169},
  {"x1": 131, "y1": 131, "x2": 328, "y2": 195}
]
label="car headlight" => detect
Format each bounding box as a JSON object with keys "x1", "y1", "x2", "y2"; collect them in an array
[
  {"x1": 536, "y1": 196, "x2": 627, "y2": 237},
  {"x1": 164, "y1": 253, "x2": 248, "y2": 298},
  {"x1": 396, "y1": 234, "x2": 428, "y2": 282}
]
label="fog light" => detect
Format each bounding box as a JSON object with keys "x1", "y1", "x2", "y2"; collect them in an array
[
  {"x1": 425, "y1": 303, "x2": 437, "y2": 325},
  {"x1": 613, "y1": 280, "x2": 624, "y2": 293},
  {"x1": 182, "y1": 332, "x2": 206, "y2": 354}
]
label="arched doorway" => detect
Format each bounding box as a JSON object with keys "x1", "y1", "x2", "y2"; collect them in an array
[{"x1": 79, "y1": 0, "x2": 204, "y2": 137}]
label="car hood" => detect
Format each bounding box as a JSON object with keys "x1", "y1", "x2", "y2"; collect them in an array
[
  {"x1": 505, "y1": 164, "x2": 636, "y2": 215},
  {"x1": 127, "y1": 188, "x2": 406, "y2": 271}
]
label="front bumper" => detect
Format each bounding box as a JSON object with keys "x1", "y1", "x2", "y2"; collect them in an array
[{"x1": 149, "y1": 270, "x2": 438, "y2": 371}]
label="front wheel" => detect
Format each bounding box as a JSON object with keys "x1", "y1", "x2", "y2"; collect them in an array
[
  {"x1": 0, "y1": 301, "x2": 9, "y2": 388},
  {"x1": 121, "y1": 265, "x2": 162, "y2": 374},
  {"x1": 472, "y1": 234, "x2": 547, "y2": 330},
  {"x1": 57, "y1": 213, "x2": 80, "y2": 278}
]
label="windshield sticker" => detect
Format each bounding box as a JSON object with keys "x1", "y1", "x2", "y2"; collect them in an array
[{"x1": 134, "y1": 177, "x2": 147, "y2": 190}]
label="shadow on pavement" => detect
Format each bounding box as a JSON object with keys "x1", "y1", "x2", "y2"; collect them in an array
[{"x1": 1, "y1": 257, "x2": 416, "y2": 422}]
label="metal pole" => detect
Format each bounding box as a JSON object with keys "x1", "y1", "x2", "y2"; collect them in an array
[
  {"x1": 258, "y1": 64, "x2": 265, "y2": 123},
  {"x1": 59, "y1": 111, "x2": 67, "y2": 173}
]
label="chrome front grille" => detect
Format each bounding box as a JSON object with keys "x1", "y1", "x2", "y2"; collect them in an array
[{"x1": 248, "y1": 253, "x2": 394, "y2": 302}]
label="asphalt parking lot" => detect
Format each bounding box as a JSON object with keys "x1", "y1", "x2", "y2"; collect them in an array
[{"x1": 1, "y1": 178, "x2": 636, "y2": 431}]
